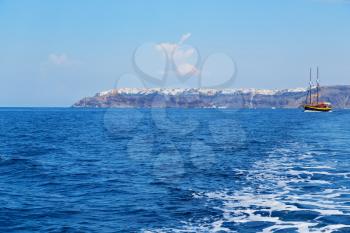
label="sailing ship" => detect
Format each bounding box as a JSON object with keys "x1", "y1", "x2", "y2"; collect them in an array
[{"x1": 304, "y1": 67, "x2": 332, "y2": 112}]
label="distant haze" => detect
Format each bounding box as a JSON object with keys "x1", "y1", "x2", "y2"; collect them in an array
[{"x1": 0, "y1": 0, "x2": 349, "y2": 106}]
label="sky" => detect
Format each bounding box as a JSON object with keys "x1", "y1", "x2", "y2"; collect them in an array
[{"x1": 0, "y1": 0, "x2": 349, "y2": 107}]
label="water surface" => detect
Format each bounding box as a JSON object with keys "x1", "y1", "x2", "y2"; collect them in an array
[{"x1": 0, "y1": 108, "x2": 350, "y2": 232}]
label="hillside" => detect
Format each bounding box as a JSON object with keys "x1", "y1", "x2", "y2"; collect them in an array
[{"x1": 73, "y1": 86, "x2": 350, "y2": 109}]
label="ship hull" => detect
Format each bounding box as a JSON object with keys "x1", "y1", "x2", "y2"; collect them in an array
[{"x1": 304, "y1": 105, "x2": 332, "y2": 112}]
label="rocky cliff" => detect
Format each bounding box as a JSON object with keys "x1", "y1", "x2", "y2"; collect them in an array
[{"x1": 73, "y1": 86, "x2": 350, "y2": 109}]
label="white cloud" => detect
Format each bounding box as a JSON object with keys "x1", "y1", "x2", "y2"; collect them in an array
[
  {"x1": 47, "y1": 53, "x2": 81, "y2": 66},
  {"x1": 179, "y1": 33, "x2": 191, "y2": 44},
  {"x1": 40, "y1": 53, "x2": 82, "y2": 77},
  {"x1": 155, "y1": 33, "x2": 199, "y2": 77},
  {"x1": 49, "y1": 53, "x2": 68, "y2": 65},
  {"x1": 155, "y1": 33, "x2": 193, "y2": 56},
  {"x1": 173, "y1": 47, "x2": 196, "y2": 60},
  {"x1": 173, "y1": 46, "x2": 199, "y2": 76},
  {"x1": 176, "y1": 63, "x2": 199, "y2": 76}
]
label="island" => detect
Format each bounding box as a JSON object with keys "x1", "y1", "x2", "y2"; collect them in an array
[{"x1": 73, "y1": 85, "x2": 350, "y2": 109}]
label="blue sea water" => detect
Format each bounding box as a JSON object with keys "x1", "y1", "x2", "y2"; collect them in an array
[{"x1": 1, "y1": 108, "x2": 350, "y2": 233}]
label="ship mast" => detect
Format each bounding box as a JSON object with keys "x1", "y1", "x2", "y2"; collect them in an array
[
  {"x1": 309, "y1": 68, "x2": 312, "y2": 105},
  {"x1": 316, "y1": 67, "x2": 320, "y2": 104}
]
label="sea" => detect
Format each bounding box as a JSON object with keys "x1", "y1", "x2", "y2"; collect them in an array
[{"x1": 0, "y1": 108, "x2": 350, "y2": 233}]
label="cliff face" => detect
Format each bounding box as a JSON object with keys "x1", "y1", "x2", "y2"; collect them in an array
[{"x1": 73, "y1": 86, "x2": 350, "y2": 109}]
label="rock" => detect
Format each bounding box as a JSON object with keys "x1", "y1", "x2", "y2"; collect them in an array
[{"x1": 72, "y1": 86, "x2": 350, "y2": 109}]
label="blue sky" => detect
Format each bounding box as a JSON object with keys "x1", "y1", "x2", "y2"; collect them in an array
[{"x1": 0, "y1": 0, "x2": 349, "y2": 106}]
